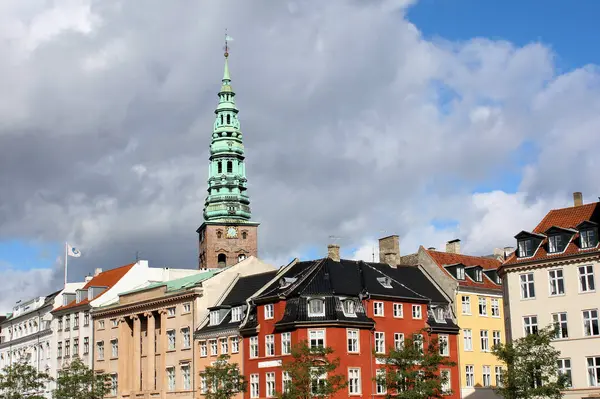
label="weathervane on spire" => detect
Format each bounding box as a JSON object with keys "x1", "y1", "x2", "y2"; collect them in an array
[{"x1": 224, "y1": 29, "x2": 234, "y2": 58}]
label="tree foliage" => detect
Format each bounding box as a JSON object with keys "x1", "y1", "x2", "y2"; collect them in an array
[
  {"x1": 493, "y1": 325, "x2": 568, "y2": 399},
  {"x1": 200, "y1": 354, "x2": 246, "y2": 399},
  {"x1": 53, "y1": 357, "x2": 110, "y2": 399},
  {"x1": 0, "y1": 361, "x2": 52, "y2": 399},
  {"x1": 376, "y1": 329, "x2": 456, "y2": 399},
  {"x1": 277, "y1": 340, "x2": 347, "y2": 399}
]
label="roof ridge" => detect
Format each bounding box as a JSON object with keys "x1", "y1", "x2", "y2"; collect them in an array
[
  {"x1": 291, "y1": 258, "x2": 326, "y2": 296},
  {"x1": 427, "y1": 249, "x2": 501, "y2": 263},
  {"x1": 533, "y1": 202, "x2": 599, "y2": 233}
]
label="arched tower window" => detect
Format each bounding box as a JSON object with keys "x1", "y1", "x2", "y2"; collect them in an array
[
  {"x1": 242, "y1": 231, "x2": 247, "y2": 239},
  {"x1": 217, "y1": 162, "x2": 222, "y2": 174},
  {"x1": 218, "y1": 254, "x2": 227, "y2": 268},
  {"x1": 216, "y1": 231, "x2": 222, "y2": 239},
  {"x1": 227, "y1": 114, "x2": 231, "y2": 124},
  {"x1": 227, "y1": 161, "x2": 233, "y2": 173},
  {"x1": 220, "y1": 115, "x2": 223, "y2": 124}
]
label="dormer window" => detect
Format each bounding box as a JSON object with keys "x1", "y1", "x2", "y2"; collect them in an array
[
  {"x1": 548, "y1": 235, "x2": 564, "y2": 253},
  {"x1": 231, "y1": 306, "x2": 243, "y2": 323},
  {"x1": 474, "y1": 268, "x2": 483, "y2": 282},
  {"x1": 435, "y1": 307, "x2": 446, "y2": 323},
  {"x1": 209, "y1": 311, "x2": 220, "y2": 326},
  {"x1": 456, "y1": 266, "x2": 465, "y2": 280},
  {"x1": 581, "y1": 228, "x2": 598, "y2": 249},
  {"x1": 342, "y1": 300, "x2": 356, "y2": 317},
  {"x1": 377, "y1": 276, "x2": 393, "y2": 288},
  {"x1": 308, "y1": 298, "x2": 325, "y2": 317},
  {"x1": 518, "y1": 239, "x2": 533, "y2": 257}
]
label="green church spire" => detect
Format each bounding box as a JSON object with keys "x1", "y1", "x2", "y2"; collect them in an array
[{"x1": 202, "y1": 43, "x2": 252, "y2": 222}]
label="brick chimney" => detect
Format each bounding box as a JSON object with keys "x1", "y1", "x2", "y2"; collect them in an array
[
  {"x1": 573, "y1": 192, "x2": 583, "y2": 207},
  {"x1": 327, "y1": 244, "x2": 340, "y2": 262},
  {"x1": 379, "y1": 235, "x2": 400, "y2": 267},
  {"x1": 446, "y1": 239, "x2": 461, "y2": 254}
]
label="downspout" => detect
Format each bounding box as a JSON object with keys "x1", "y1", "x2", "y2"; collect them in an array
[
  {"x1": 362, "y1": 292, "x2": 375, "y2": 398},
  {"x1": 192, "y1": 296, "x2": 196, "y2": 397}
]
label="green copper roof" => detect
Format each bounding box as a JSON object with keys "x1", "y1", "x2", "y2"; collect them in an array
[
  {"x1": 121, "y1": 270, "x2": 219, "y2": 296},
  {"x1": 203, "y1": 50, "x2": 255, "y2": 223}
]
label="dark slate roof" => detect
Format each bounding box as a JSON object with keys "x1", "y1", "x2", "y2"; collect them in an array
[
  {"x1": 222, "y1": 271, "x2": 278, "y2": 306},
  {"x1": 427, "y1": 317, "x2": 460, "y2": 333},
  {"x1": 371, "y1": 264, "x2": 449, "y2": 304},
  {"x1": 43, "y1": 290, "x2": 61, "y2": 306}
]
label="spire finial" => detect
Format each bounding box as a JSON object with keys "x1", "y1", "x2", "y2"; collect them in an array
[{"x1": 224, "y1": 29, "x2": 233, "y2": 58}]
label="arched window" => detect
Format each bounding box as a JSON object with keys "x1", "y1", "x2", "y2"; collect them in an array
[
  {"x1": 227, "y1": 161, "x2": 233, "y2": 173},
  {"x1": 220, "y1": 115, "x2": 223, "y2": 124},
  {"x1": 227, "y1": 114, "x2": 231, "y2": 124},
  {"x1": 238, "y1": 254, "x2": 246, "y2": 262},
  {"x1": 307, "y1": 298, "x2": 325, "y2": 317},
  {"x1": 242, "y1": 231, "x2": 247, "y2": 239},
  {"x1": 217, "y1": 162, "x2": 222, "y2": 174},
  {"x1": 216, "y1": 231, "x2": 222, "y2": 239},
  {"x1": 218, "y1": 254, "x2": 227, "y2": 268}
]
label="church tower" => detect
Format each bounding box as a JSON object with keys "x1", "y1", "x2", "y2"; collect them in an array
[{"x1": 197, "y1": 41, "x2": 259, "y2": 269}]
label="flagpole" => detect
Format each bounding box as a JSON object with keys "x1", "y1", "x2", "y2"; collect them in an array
[{"x1": 64, "y1": 241, "x2": 68, "y2": 288}]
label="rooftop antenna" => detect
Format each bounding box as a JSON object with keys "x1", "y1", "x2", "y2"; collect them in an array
[{"x1": 372, "y1": 229, "x2": 387, "y2": 262}]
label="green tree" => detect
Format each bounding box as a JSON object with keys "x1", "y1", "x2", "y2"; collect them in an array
[
  {"x1": 376, "y1": 329, "x2": 456, "y2": 399},
  {"x1": 0, "y1": 361, "x2": 52, "y2": 399},
  {"x1": 200, "y1": 354, "x2": 246, "y2": 399},
  {"x1": 493, "y1": 325, "x2": 569, "y2": 399},
  {"x1": 277, "y1": 340, "x2": 347, "y2": 399},
  {"x1": 52, "y1": 357, "x2": 110, "y2": 399}
]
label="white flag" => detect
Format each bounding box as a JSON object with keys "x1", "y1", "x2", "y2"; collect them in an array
[
  {"x1": 67, "y1": 244, "x2": 81, "y2": 258},
  {"x1": 225, "y1": 34, "x2": 234, "y2": 42}
]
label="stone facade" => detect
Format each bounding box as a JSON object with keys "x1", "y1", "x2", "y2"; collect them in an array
[{"x1": 198, "y1": 223, "x2": 258, "y2": 269}]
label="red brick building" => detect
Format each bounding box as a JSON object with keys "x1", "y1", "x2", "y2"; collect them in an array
[{"x1": 239, "y1": 245, "x2": 460, "y2": 399}]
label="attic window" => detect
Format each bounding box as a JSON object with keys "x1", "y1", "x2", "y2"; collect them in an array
[
  {"x1": 231, "y1": 306, "x2": 243, "y2": 323},
  {"x1": 279, "y1": 277, "x2": 297, "y2": 289},
  {"x1": 435, "y1": 307, "x2": 446, "y2": 323},
  {"x1": 342, "y1": 300, "x2": 356, "y2": 317},
  {"x1": 308, "y1": 298, "x2": 325, "y2": 317},
  {"x1": 456, "y1": 266, "x2": 465, "y2": 280},
  {"x1": 581, "y1": 228, "x2": 598, "y2": 249},
  {"x1": 495, "y1": 274, "x2": 502, "y2": 284},
  {"x1": 518, "y1": 239, "x2": 534, "y2": 257},
  {"x1": 548, "y1": 235, "x2": 567, "y2": 253},
  {"x1": 209, "y1": 311, "x2": 220, "y2": 326},
  {"x1": 377, "y1": 276, "x2": 393, "y2": 289},
  {"x1": 474, "y1": 269, "x2": 483, "y2": 282}
]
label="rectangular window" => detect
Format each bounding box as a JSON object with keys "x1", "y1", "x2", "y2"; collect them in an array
[
  {"x1": 482, "y1": 365, "x2": 491, "y2": 387},
  {"x1": 308, "y1": 299, "x2": 325, "y2": 316},
  {"x1": 457, "y1": 266, "x2": 465, "y2": 280},
  {"x1": 557, "y1": 359, "x2": 572, "y2": 387},
  {"x1": 281, "y1": 332, "x2": 291, "y2": 355},
  {"x1": 348, "y1": 368, "x2": 362, "y2": 394},
  {"x1": 209, "y1": 311, "x2": 220, "y2": 326},
  {"x1": 200, "y1": 341, "x2": 207, "y2": 357},
  {"x1": 265, "y1": 372, "x2": 275, "y2": 398},
  {"x1": 583, "y1": 309, "x2": 600, "y2": 336},
  {"x1": 376, "y1": 369, "x2": 387, "y2": 394},
  {"x1": 265, "y1": 335, "x2": 275, "y2": 356},
  {"x1": 182, "y1": 327, "x2": 191, "y2": 349},
  {"x1": 441, "y1": 369, "x2": 451, "y2": 394},
  {"x1": 478, "y1": 297, "x2": 487, "y2": 316},
  {"x1": 84, "y1": 312, "x2": 89, "y2": 326},
  {"x1": 394, "y1": 333, "x2": 404, "y2": 350},
  {"x1": 309, "y1": 330, "x2": 325, "y2": 349},
  {"x1": 167, "y1": 367, "x2": 175, "y2": 391},
  {"x1": 523, "y1": 316, "x2": 538, "y2": 336},
  {"x1": 579, "y1": 265, "x2": 596, "y2": 292},
  {"x1": 167, "y1": 307, "x2": 176, "y2": 317},
  {"x1": 373, "y1": 301, "x2": 384, "y2": 316},
  {"x1": 98, "y1": 320, "x2": 104, "y2": 330},
  {"x1": 413, "y1": 334, "x2": 423, "y2": 353},
  {"x1": 250, "y1": 374, "x2": 259, "y2": 398},
  {"x1": 57, "y1": 342, "x2": 62, "y2": 358},
  {"x1": 311, "y1": 370, "x2": 327, "y2": 396},
  {"x1": 231, "y1": 336, "x2": 239, "y2": 353},
  {"x1": 347, "y1": 329, "x2": 359, "y2": 353},
  {"x1": 518, "y1": 239, "x2": 533, "y2": 257},
  {"x1": 83, "y1": 337, "x2": 89, "y2": 355},
  {"x1": 465, "y1": 365, "x2": 474, "y2": 387},
  {"x1": 220, "y1": 337, "x2": 228, "y2": 354},
  {"x1": 74, "y1": 314, "x2": 79, "y2": 328},
  {"x1": 520, "y1": 273, "x2": 535, "y2": 299},
  {"x1": 65, "y1": 315, "x2": 70, "y2": 331},
  {"x1": 393, "y1": 303, "x2": 403, "y2": 318},
  {"x1": 183, "y1": 303, "x2": 191, "y2": 313},
  {"x1": 495, "y1": 366, "x2": 503, "y2": 387},
  {"x1": 463, "y1": 329, "x2": 472, "y2": 351},
  {"x1": 73, "y1": 338, "x2": 79, "y2": 356},
  {"x1": 264, "y1": 304, "x2": 274, "y2": 320},
  {"x1": 461, "y1": 296, "x2": 471, "y2": 314},
  {"x1": 492, "y1": 330, "x2": 501, "y2": 347},
  {"x1": 588, "y1": 357, "x2": 600, "y2": 387},
  {"x1": 111, "y1": 339, "x2": 118, "y2": 358},
  {"x1": 231, "y1": 306, "x2": 243, "y2": 322},
  {"x1": 480, "y1": 330, "x2": 489, "y2": 352},
  {"x1": 552, "y1": 313, "x2": 568, "y2": 339},
  {"x1": 375, "y1": 332, "x2": 385, "y2": 354},
  {"x1": 491, "y1": 298, "x2": 500, "y2": 317},
  {"x1": 209, "y1": 339, "x2": 218, "y2": 356},
  {"x1": 58, "y1": 318, "x2": 63, "y2": 330},
  {"x1": 343, "y1": 299, "x2": 356, "y2": 316},
  {"x1": 581, "y1": 229, "x2": 597, "y2": 249},
  {"x1": 249, "y1": 337, "x2": 259, "y2": 358},
  {"x1": 548, "y1": 235, "x2": 563, "y2": 253},
  {"x1": 167, "y1": 330, "x2": 176, "y2": 350},
  {"x1": 200, "y1": 375, "x2": 207, "y2": 394},
  {"x1": 182, "y1": 364, "x2": 191, "y2": 390},
  {"x1": 282, "y1": 371, "x2": 291, "y2": 393},
  {"x1": 412, "y1": 304, "x2": 422, "y2": 319},
  {"x1": 110, "y1": 374, "x2": 118, "y2": 396},
  {"x1": 96, "y1": 341, "x2": 104, "y2": 360},
  {"x1": 439, "y1": 334, "x2": 449, "y2": 356},
  {"x1": 549, "y1": 269, "x2": 565, "y2": 296},
  {"x1": 111, "y1": 318, "x2": 118, "y2": 328}
]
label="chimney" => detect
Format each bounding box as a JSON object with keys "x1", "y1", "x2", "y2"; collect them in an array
[
  {"x1": 427, "y1": 247, "x2": 436, "y2": 251},
  {"x1": 379, "y1": 235, "x2": 400, "y2": 267},
  {"x1": 446, "y1": 239, "x2": 461, "y2": 254},
  {"x1": 573, "y1": 192, "x2": 583, "y2": 207},
  {"x1": 84, "y1": 275, "x2": 93, "y2": 283},
  {"x1": 327, "y1": 244, "x2": 340, "y2": 262},
  {"x1": 504, "y1": 246, "x2": 515, "y2": 258},
  {"x1": 94, "y1": 268, "x2": 103, "y2": 276}
]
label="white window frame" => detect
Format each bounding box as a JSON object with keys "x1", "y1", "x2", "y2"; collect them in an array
[
  {"x1": 548, "y1": 235, "x2": 563, "y2": 253},
  {"x1": 465, "y1": 365, "x2": 474, "y2": 388},
  {"x1": 412, "y1": 304, "x2": 422, "y2": 319},
  {"x1": 348, "y1": 368, "x2": 362, "y2": 395},
  {"x1": 220, "y1": 337, "x2": 228, "y2": 354},
  {"x1": 376, "y1": 369, "x2": 387, "y2": 394},
  {"x1": 166, "y1": 367, "x2": 175, "y2": 391},
  {"x1": 199, "y1": 341, "x2": 207, "y2": 357},
  {"x1": 480, "y1": 330, "x2": 489, "y2": 352},
  {"x1": 181, "y1": 327, "x2": 191, "y2": 349},
  {"x1": 495, "y1": 366, "x2": 503, "y2": 387},
  {"x1": 181, "y1": 363, "x2": 191, "y2": 390},
  {"x1": 209, "y1": 339, "x2": 218, "y2": 356},
  {"x1": 281, "y1": 332, "x2": 291, "y2": 355},
  {"x1": 167, "y1": 307, "x2": 176, "y2": 317},
  {"x1": 393, "y1": 303, "x2": 403, "y2": 318},
  {"x1": 520, "y1": 273, "x2": 535, "y2": 299},
  {"x1": 250, "y1": 374, "x2": 259, "y2": 398},
  {"x1": 491, "y1": 298, "x2": 500, "y2": 317},
  {"x1": 557, "y1": 359, "x2": 572, "y2": 387},
  {"x1": 548, "y1": 269, "x2": 565, "y2": 296},
  {"x1": 231, "y1": 336, "x2": 239, "y2": 353},
  {"x1": 249, "y1": 337, "x2": 258, "y2": 358},
  {"x1": 441, "y1": 369, "x2": 451, "y2": 394},
  {"x1": 96, "y1": 341, "x2": 104, "y2": 360},
  {"x1": 583, "y1": 309, "x2": 600, "y2": 337},
  {"x1": 456, "y1": 266, "x2": 465, "y2": 280},
  {"x1": 492, "y1": 330, "x2": 501, "y2": 347},
  {"x1": 579, "y1": 265, "x2": 596, "y2": 293},
  {"x1": 581, "y1": 229, "x2": 597, "y2": 249},
  {"x1": 265, "y1": 372, "x2": 275, "y2": 398},
  {"x1": 394, "y1": 333, "x2": 404, "y2": 350},
  {"x1": 461, "y1": 296, "x2": 471, "y2": 315},
  {"x1": 482, "y1": 365, "x2": 491, "y2": 387},
  {"x1": 373, "y1": 301, "x2": 384, "y2": 317},
  {"x1": 110, "y1": 374, "x2": 118, "y2": 396},
  {"x1": 307, "y1": 298, "x2": 325, "y2": 317},
  {"x1": 308, "y1": 329, "x2": 325, "y2": 349},
  {"x1": 209, "y1": 311, "x2": 220, "y2": 326},
  {"x1": 523, "y1": 315, "x2": 538, "y2": 336},
  {"x1": 110, "y1": 339, "x2": 118, "y2": 358},
  {"x1": 183, "y1": 302, "x2": 191, "y2": 314},
  {"x1": 478, "y1": 297, "x2": 487, "y2": 316},
  {"x1": 587, "y1": 356, "x2": 600, "y2": 387},
  {"x1": 342, "y1": 299, "x2": 356, "y2": 317},
  {"x1": 347, "y1": 329, "x2": 359, "y2": 353},
  {"x1": 265, "y1": 334, "x2": 275, "y2": 357},
  {"x1": 413, "y1": 334, "x2": 424, "y2": 353},
  {"x1": 375, "y1": 332, "x2": 385, "y2": 354},
  {"x1": 231, "y1": 306, "x2": 243, "y2": 322},
  {"x1": 439, "y1": 334, "x2": 449, "y2": 356},
  {"x1": 282, "y1": 371, "x2": 291, "y2": 394},
  {"x1": 552, "y1": 312, "x2": 568, "y2": 339},
  {"x1": 167, "y1": 329, "x2": 176, "y2": 350},
  {"x1": 264, "y1": 304, "x2": 274, "y2": 320},
  {"x1": 463, "y1": 329, "x2": 472, "y2": 351}
]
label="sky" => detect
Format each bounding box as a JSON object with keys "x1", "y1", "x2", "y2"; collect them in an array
[{"x1": 1, "y1": 0, "x2": 599, "y2": 312}]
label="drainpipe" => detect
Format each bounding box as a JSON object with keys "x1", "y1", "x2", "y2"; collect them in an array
[{"x1": 192, "y1": 296, "x2": 196, "y2": 397}]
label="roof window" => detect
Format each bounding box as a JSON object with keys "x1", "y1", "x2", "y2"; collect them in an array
[
  {"x1": 456, "y1": 266, "x2": 465, "y2": 280},
  {"x1": 307, "y1": 298, "x2": 325, "y2": 317},
  {"x1": 581, "y1": 228, "x2": 598, "y2": 249},
  {"x1": 377, "y1": 276, "x2": 393, "y2": 289}
]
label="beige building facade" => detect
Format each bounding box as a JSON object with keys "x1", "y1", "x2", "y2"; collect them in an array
[
  {"x1": 92, "y1": 256, "x2": 275, "y2": 399},
  {"x1": 502, "y1": 195, "x2": 600, "y2": 397}
]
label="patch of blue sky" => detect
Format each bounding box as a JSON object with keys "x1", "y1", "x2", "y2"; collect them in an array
[
  {"x1": 407, "y1": 0, "x2": 600, "y2": 71},
  {"x1": 0, "y1": 240, "x2": 59, "y2": 271},
  {"x1": 430, "y1": 79, "x2": 462, "y2": 116},
  {"x1": 431, "y1": 218, "x2": 459, "y2": 231}
]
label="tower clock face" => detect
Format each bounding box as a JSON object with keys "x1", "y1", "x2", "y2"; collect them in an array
[{"x1": 226, "y1": 227, "x2": 238, "y2": 238}]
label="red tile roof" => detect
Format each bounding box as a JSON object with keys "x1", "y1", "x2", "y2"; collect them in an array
[
  {"x1": 425, "y1": 249, "x2": 502, "y2": 290},
  {"x1": 504, "y1": 202, "x2": 600, "y2": 266},
  {"x1": 52, "y1": 263, "x2": 136, "y2": 312}
]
